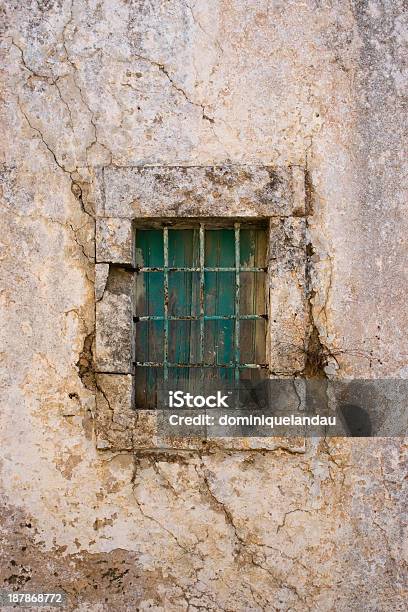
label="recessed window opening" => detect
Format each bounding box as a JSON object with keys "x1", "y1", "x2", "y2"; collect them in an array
[{"x1": 134, "y1": 219, "x2": 268, "y2": 409}]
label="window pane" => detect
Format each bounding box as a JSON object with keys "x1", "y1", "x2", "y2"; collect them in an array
[
  {"x1": 239, "y1": 319, "x2": 267, "y2": 364},
  {"x1": 204, "y1": 272, "x2": 235, "y2": 315},
  {"x1": 135, "y1": 321, "x2": 164, "y2": 363},
  {"x1": 167, "y1": 367, "x2": 203, "y2": 392},
  {"x1": 168, "y1": 272, "x2": 200, "y2": 317},
  {"x1": 238, "y1": 368, "x2": 269, "y2": 410},
  {"x1": 135, "y1": 229, "x2": 163, "y2": 267},
  {"x1": 204, "y1": 367, "x2": 235, "y2": 383},
  {"x1": 135, "y1": 367, "x2": 163, "y2": 409},
  {"x1": 135, "y1": 272, "x2": 164, "y2": 316},
  {"x1": 168, "y1": 229, "x2": 199, "y2": 267},
  {"x1": 168, "y1": 321, "x2": 201, "y2": 364},
  {"x1": 240, "y1": 228, "x2": 267, "y2": 267},
  {"x1": 205, "y1": 229, "x2": 235, "y2": 267},
  {"x1": 204, "y1": 320, "x2": 235, "y2": 365},
  {"x1": 240, "y1": 272, "x2": 265, "y2": 315},
  {"x1": 239, "y1": 368, "x2": 268, "y2": 382}
]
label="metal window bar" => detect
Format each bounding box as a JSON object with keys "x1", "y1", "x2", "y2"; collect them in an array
[
  {"x1": 135, "y1": 223, "x2": 267, "y2": 374},
  {"x1": 199, "y1": 224, "x2": 206, "y2": 436},
  {"x1": 134, "y1": 315, "x2": 266, "y2": 321},
  {"x1": 234, "y1": 222, "x2": 240, "y2": 383},
  {"x1": 136, "y1": 267, "x2": 266, "y2": 272},
  {"x1": 135, "y1": 362, "x2": 268, "y2": 368},
  {"x1": 163, "y1": 226, "x2": 169, "y2": 381},
  {"x1": 199, "y1": 223, "x2": 205, "y2": 368}
]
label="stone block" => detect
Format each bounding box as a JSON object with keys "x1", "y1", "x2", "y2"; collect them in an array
[
  {"x1": 102, "y1": 165, "x2": 298, "y2": 218},
  {"x1": 95, "y1": 268, "x2": 134, "y2": 373},
  {"x1": 96, "y1": 218, "x2": 134, "y2": 265},
  {"x1": 95, "y1": 374, "x2": 134, "y2": 450}
]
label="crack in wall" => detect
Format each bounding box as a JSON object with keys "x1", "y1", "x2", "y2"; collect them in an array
[
  {"x1": 276, "y1": 507, "x2": 312, "y2": 533},
  {"x1": 249, "y1": 553, "x2": 307, "y2": 608},
  {"x1": 132, "y1": 51, "x2": 215, "y2": 125},
  {"x1": 129, "y1": 452, "x2": 315, "y2": 609},
  {"x1": 131, "y1": 457, "x2": 192, "y2": 556},
  {"x1": 76, "y1": 332, "x2": 96, "y2": 392},
  {"x1": 193, "y1": 462, "x2": 245, "y2": 558},
  {"x1": 61, "y1": 0, "x2": 112, "y2": 165}
]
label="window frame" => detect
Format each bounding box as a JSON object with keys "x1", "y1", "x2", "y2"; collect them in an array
[{"x1": 93, "y1": 164, "x2": 307, "y2": 452}]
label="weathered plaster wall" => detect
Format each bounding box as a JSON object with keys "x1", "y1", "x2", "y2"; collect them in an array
[{"x1": 0, "y1": 1, "x2": 406, "y2": 610}]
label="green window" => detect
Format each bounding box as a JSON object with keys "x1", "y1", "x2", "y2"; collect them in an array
[{"x1": 134, "y1": 220, "x2": 268, "y2": 408}]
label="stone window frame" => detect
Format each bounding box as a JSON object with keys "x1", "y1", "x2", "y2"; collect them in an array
[{"x1": 93, "y1": 165, "x2": 308, "y2": 452}]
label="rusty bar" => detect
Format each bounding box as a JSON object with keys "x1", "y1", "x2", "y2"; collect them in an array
[
  {"x1": 199, "y1": 223, "x2": 205, "y2": 366},
  {"x1": 163, "y1": 226, "x2": 169, "y2": 381},
  {"x1": 135, "y1": 362, "x2": 268, "y2": 369},
  {"x1": 135, "y1": 314, "x2": 266, "y2": 321},
  {"x1": 206, "y1": 267, "x2": 266, "y2": 272},
  {"x1": 234, "y1": 222, "x2": 240, "y2": 383},
  {"x1": 138, "y1": 266, "x2": 266, "y2": 272}
]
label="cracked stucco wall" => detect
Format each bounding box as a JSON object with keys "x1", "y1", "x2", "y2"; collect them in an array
[{"x1": 0, "y1": 1, "x2": 407, "y2": 610}]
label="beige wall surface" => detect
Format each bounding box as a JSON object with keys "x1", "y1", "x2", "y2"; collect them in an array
[{"x1": 0, "y1": 1, "x2": 407, "y2": 610}]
